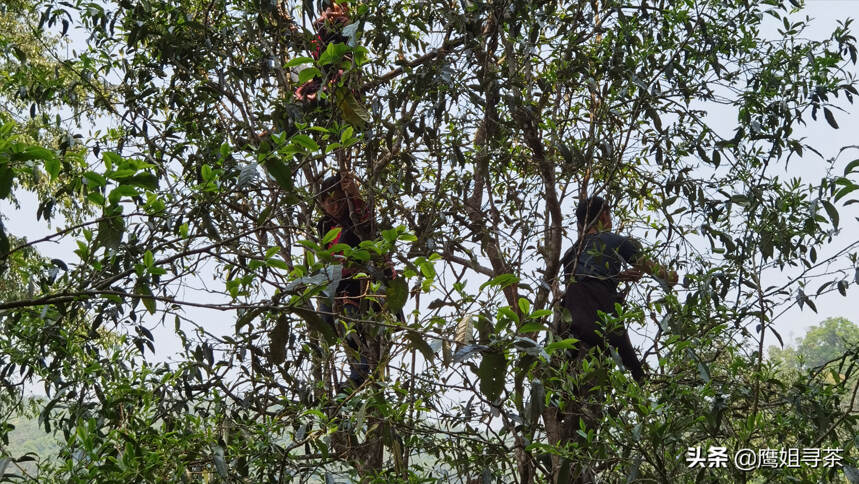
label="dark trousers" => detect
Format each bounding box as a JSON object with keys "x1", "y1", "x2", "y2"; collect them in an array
[
  {"x1": 320, "y1": 300, "x2": 371, "y2": 390},
  {"x1": 541, "y1": 278, "x2": 644, "y2": 483},
  {"x1": 559, "y1": 278, "x2": 644, "y2": 381}
]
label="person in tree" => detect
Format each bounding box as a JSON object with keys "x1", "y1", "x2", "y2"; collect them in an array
[
  {"x1": 557, "y1": 195, "x2": 677, "y2": 381},
  {"x1": 316, "y1": 172, "x2": 397, "y2": 392},
  {"x1": 294, "y1": 2, "x2": 352, "y2": 102},
  {"x1": 545, "y1": 195, "x2": 677, "y2": 482}
]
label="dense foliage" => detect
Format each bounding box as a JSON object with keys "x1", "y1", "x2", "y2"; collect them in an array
[
  {"x1": 770, "y1": 317, "x2": 859, "y2": 372},
  {"x1": 2, "y1": 0, "x2": 859, "y2": 481}
]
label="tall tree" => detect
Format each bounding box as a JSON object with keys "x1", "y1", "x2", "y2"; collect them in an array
[
  {"x1": 1, "y1": 0, "x2": 859, "y2": 482},
  {"x1": 770, "y1": 317, "x2": 859, "y2": 371}
]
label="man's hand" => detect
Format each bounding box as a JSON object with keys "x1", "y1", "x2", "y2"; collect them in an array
[
  {"x1": 616, "y1": 269, "x2": 644, "y2": 282},
  {"x1": 315, "y1": 3, "x2": 350, "y2": 29},
  {"x1": 665, "y1": 270, "x2": 679, "y2": 287},
  {"x1": 633, "y1": 257, "x2": 678, "y2": 288},
  {"x1": 339, "y1": 172, "x2": 361, "y2": 198}
]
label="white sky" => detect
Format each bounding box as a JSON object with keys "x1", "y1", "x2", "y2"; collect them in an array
[{"x1": 740, "y1": 2, "x2": 859, "y2": 346}]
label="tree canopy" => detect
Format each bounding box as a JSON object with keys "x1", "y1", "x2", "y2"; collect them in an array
[
  {"x1": 770, "y1": 317, "x2": 859, "y2": 371},
  {"x1": 2, "y1": 0, "x2": 859, "y2": 482}
]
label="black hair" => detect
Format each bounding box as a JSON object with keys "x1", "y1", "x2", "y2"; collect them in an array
[
  {"x1": 575, "y1": 196, "x2": 608, "y2": 228},
  {"x1": 318, "y1": 173, "x2": 342, "y2": 199}
]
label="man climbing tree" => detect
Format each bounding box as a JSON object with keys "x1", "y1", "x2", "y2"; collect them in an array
[
  {"x1": 316, "y1": 172, "x2": 398, "y2": 393},
  {"x1": 559, "y1": 195, "x2": 677, "y2": 380},
  {"x1": 314, "y1": 171, "x2": 407, "y2": 473},
  {"x1": 544, "y1": 195, "x2": 678, "y2": 482},
  {"x1": 295, "y1": 1, "x2": 352, "y2": 102}
]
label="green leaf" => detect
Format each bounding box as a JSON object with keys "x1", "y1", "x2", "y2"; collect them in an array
[
  {"x1": 845, "y1": 159, "x2": 859, "y2": 176},
  {"x1": 0, "y1": 164, "x2": 12, "y2": 199},
  {"x1": 96, "y1": 215, "x2": 124, "y2": 250},
  {"x1": 340, "y1": 126, "x2": 354, "y2": 144},
  {"x1": 264, "y1": 157, "x2": 293, "y2": 191},
  {"x1": 398, "y1": 231, "x2": 417, "y2": 242},
  {"x1": 322, "y1": 228, "x2": 342, "y2": 245},
  {"x1": 686, "y1": 348, "x2": 710, "y2": 382},
  {"x1": 103, "y1": 152, "x2": 121, "y2": 170},
  {"x1": 286, "y1": 56, "x2": 314, "y2": 68},
  {"x1": 477, "y1": 350, "x2": 506, "y2": 402},
  {"x1": 136, "y1": 283, "x2": 156, "y2": 315},
  {"x1": 646, "y1": 106, "x2": 662, "y2": 132},
  {"x1": 298, "y1": 67, "x2": 322, "y2": 84},
  {"x1": 518, "y1": 321, "x2": 545, "y2": 333},
  {"x1": 528, "y1": 309, "x2": 552, "y2": 319},
  {"x1": 419, "y1": 260, "x2": 435, "y2": 279},
  {"x1": 317, "y1": 42, "x2": 351, "y2": 66},
  {"x1": 386, "y1": 277, "x2": 409, "y2": 313},
  {"x1": 497, "y1": 306, "x2": 519, "y2": 326},
  {"x1": 83, "y1": 171, "x2": 107, "y2": 188},
  {"x1": 44, "y1": 157, "x2": 60, "y2": 180},
  {"x1": 291, "y1": 134, "x2": 319, "y2": 152},
  {"x1": 235, "y1": 308, "x2": 262, "y2": 331},
  {"x1": 480, "y1": 273, "x2": 519, "y2": 291},
  {"x1": 822, "y1": 200, "x2": 839, "y2": 228},
  {"x1": 544, "y1": 338, "x2": 579, "y2": 355},
  {"x1": 327, "y1": 243, "x2": 351, "y2": 255},
  {"x1": 824, "y1": 107, "x2": 839, "y2": 129},
  {"x1": 109, "y1": 169, "x2": 135, "y2": 179},
  {"x1": 113, "y1": 172, "x2": 158, "y2": 191},
  {"x1": 143, "y1": 250, "x2": 154, "y2": 267},
  {"x1": 381, "y1": 228, "x2": 398, "y2": 244},
  {"x1": 108, "y1": 185, "x2": 139, "y2": 204},
  {"x1": 256, "y1": 206, "x2": 273, "y2": 226},
  {"x1": 15, "y1": 145, "x2": 55, "y2": 163},
  {"x1": 834, "y1": 184, "x2": 858, "y2": 202},
  {"x1": 517, "y1": 297, "x2": 530, "y2": 315},
  {"x1": 405, "y1": 330, "x2": 434, "y2": 361},
  {"x1": 337, "y1": 91, "x2": 371, "y2": 128},
  {"x1": 291, "y1": 307, "x2": 336, "y2": 345}
]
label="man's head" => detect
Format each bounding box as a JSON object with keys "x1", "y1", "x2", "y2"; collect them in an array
[
  {"x1": 318, "y1": 174, "x2": 347, "y2": 218},
  {"x1": 576, "y1": 196, "x2": 611, "y2": 232}
]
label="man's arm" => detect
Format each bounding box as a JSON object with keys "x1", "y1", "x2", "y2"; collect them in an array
[
  {"x1": 614, "y1": 234, "x2": 677, "y2": 286},
  {"x1": 632, "y1": 256, "x2": 678, "y2": 286}
]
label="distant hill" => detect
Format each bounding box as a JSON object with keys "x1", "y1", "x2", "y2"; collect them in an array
[
  {"x1": 3, "y1": 412, "x2": 60, "y2": 477},
  {"x1": 7, "y1": 413, "x2": 59, "y2": 457}
]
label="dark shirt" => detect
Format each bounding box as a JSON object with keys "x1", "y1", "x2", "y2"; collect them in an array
[
  {"x1": 562, "y1": 232, "x2": 642, "y2": 291},
  {"x1": 560, "y1": 232, "x2": 646, "y2": 381}
]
